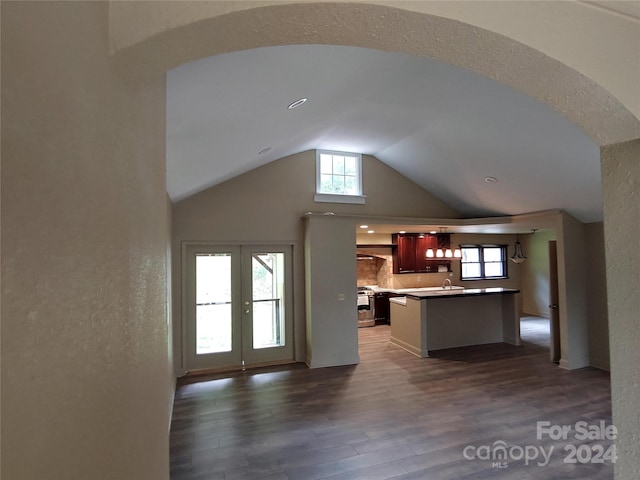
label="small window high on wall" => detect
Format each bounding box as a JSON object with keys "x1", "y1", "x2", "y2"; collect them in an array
[
  {"x1": 460, "y1": 245, "x2": 508, "y2": 280},
  {"x1": 314, "y1": 150, "x2": 366, "y2": 204}
]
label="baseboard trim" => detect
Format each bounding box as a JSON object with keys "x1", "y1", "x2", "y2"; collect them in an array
[
  {"x1": 389, "y1": 336, "x2": 425, "y2": 358},
  {"x1": 168, "y1": 376, "x2": 177, "y2": 433},
  {"x1": 306, "y1": 356, "x2": 360, "y2": 369},
  {"x1": 185, "y1": 359, "x2": 298, "y2": 377},
  {"x1": 590, "y1": 358, "x2": 611, "y2": 372}
]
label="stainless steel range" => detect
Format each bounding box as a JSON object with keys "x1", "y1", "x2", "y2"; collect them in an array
[{"x1": 357, "y1": 287, "x2": 375, "y2": 328}]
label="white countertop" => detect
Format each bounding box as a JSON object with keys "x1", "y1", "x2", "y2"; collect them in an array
[
  {"x1": 389, "y1": 297, "x2": 407, "y2": 306},
  {"x1": 366, "y1": 285, "x2": 464, "y2": 294},
  {"x1": 367, "y1": 285, "x2": 519, "y2": 298}
]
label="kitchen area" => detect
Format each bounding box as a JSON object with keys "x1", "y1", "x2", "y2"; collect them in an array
[
  {"x1": 357, "y1": 231, "x2": 458, "y2": 325},
  {"x1": 303, "y1": 210, "x2": 596, "y2": 373},
  {"x1": 356, "y1": 226, "x2": 522, "y2": 355},
  {"x1": 303, "y1": 209, "x2": 600, "y2": 373}
]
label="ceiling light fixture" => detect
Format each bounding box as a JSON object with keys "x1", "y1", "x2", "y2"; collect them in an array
[
  {"x1": 360, "y1": 225, "x2": 368, "y2": 229},
  {"x1": 510, "y1": 234, "x2": 527, "y2": 264},
  {"x1": 287, "y1": 98, "x2": 308, "y2": 109},
  {"x1": 399, "y1": 230, "x2": 406, "y2": 234},
  {"x1": 367, "y1": 230, "x2": 375, "y2": 234}
]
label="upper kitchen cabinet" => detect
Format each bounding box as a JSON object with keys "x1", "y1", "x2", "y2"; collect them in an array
[
  {"x1": 393, "y1": 233, "x2": 417, "y2": 273},
  {"x1": 392, "y1": 233, "x2": 451, "y2": 274}
]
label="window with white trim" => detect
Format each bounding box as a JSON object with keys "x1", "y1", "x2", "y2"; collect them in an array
[
  {"x1": 460, "y1": 245, "x2": 508, "y2": 280},
  {"x1": 314, "y1": 150, "x2": 366, "y2": 204}
]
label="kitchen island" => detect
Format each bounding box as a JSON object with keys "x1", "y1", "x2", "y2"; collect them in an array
[{"x1": 388, "y1": 287, "x2": 520, "y2": 357}]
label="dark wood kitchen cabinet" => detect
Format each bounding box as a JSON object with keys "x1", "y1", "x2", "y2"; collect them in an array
[
  {"x1": 374, "y1": 293, "x2": 389, "y2": 323},
  {"x1": 392, "y1": 233, "x2": 451, "y2": 274},
  {"x1": 393, "y1": 233, "x2": 416, "y2": 273},
  {"x1": 374, "y1": 292, "x2": 402, "y2": 324}
]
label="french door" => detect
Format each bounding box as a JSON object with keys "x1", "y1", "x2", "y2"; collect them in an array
[{"x1": 184, "y1": 244, "x2": 294, "y2": 372}]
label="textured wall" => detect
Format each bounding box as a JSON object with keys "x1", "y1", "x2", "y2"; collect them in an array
[
  {"x1": 1, "y1": 2, "x2": 171, "y2": 479},
  {"x1": 108, "y1": 1, "x2": 640, "y2": 145},
  {"x1": 601, "y1": 139, "x2": 640, "y2": 480}
]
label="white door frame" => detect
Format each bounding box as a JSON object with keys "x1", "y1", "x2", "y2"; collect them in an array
[{"x1": 181, "y1": 241, "x2": 295, "y2": 373}]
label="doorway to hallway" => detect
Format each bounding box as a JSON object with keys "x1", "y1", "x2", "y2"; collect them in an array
[{"x1": 520, "y1": 315, "x2": 551, "y2": 348}]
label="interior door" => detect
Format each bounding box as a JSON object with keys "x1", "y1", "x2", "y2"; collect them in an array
[
  {"x1": 548, "y1": 240, "x2": 561, "y2": 363},
  {"x1": 184, "y1": 244, "x2": 294, "y2": 372}
]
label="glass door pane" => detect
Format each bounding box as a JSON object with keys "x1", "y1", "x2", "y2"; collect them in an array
[
  {"x1": 242, "y1": 246, "x2": 294, "y2": 366},
  {"x1": 184, "y1": 244, "x2": 293, "y2": 372},
  {"x1": 251, "y1": 253, "x2": 285, "y2": 349},
  {"x1": 185, "y1": 245, "x2": 241, "y2": 372},
  {"x1": 195, "y1": 254, "x2": 232, "y2": 354}
]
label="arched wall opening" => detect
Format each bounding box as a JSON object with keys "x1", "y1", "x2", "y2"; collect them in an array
[
  {"x1": 109, "y1": 3, "x2": 639, "y2": 478},
  {"x1": 110, "y1": 1, "x2": 640, "y2": 145}
]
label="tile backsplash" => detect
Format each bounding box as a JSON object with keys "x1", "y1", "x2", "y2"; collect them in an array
[{"x1": 357, "y1": 247, "x2": 451, "y2": 288}]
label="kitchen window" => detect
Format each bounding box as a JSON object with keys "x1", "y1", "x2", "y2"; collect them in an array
[
  {"x1": 314, "y1": 150, "x2": 366, "y2": 204},
  {"x1": 460, "y1": 245, "x2": 508, "y2": 280}
]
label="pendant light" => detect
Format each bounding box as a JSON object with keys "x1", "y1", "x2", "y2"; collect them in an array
[
  {"x1": 425, "y1": 227, "x2": 461, "y2": 259},
  {"x1": 510, "y1": 234, "x2": 527, "y2": 264},
  {"x1": 435, "y1": 227, "x2": 446, "y2": 257}
]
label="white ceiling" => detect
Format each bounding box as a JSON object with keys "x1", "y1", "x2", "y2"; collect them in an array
[{"x1": 167, "y1": 45, "x2": 602, "y2": 223}]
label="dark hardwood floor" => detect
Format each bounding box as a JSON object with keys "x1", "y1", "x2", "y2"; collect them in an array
[{"x1": 170, "y1": 316, "x2": 613, "y2": 479}]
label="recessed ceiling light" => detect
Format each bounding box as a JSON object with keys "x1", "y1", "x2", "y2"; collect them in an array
[
  {"x1": 287, "y1": 98, "x2": 308, "y2": 109},
  {"x1": 258, "y1": 147, "x2": 271, "y2": 155},
  {"x1": 399, "y1": 230, "x2": 406, "y2": 234},
  {"x1": 367, "y1": 230, "x2": 375, "y2": 234},
  {"x1": 430, "y1": 230, "x2": 437, "y2": 234},
  {"x1": 484, "y1": 176, "x2": 498, "y2": 183},
  {"x1": 360, "y1": 225, "x2": 369, "y2": 229}
]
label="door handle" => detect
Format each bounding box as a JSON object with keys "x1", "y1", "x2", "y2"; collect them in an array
[{"x1": 548, "y1": 304, "x2": 558, "y2": 309}]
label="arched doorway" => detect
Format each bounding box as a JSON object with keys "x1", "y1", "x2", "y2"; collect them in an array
[{"x1": 110, "y1": 3, "x2": 639, "y2": 478}]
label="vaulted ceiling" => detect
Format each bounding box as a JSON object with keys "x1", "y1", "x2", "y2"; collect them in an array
[{"x1": 167, "y1": 44, "x2": 602, "y2": 223}]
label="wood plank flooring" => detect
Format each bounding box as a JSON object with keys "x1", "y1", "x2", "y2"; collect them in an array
[{"x1": 170, "y1": 316, "x2": 613, "y2": 479}]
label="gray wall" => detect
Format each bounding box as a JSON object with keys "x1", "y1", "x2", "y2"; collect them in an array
[
  {"x1": 520, "y1": 230, "x2": 557, "y2": 317},
  {"x1": 172, "y1": 150, "x2": 460, "y2": 370},
  {"x1": 555, "y1": 212, "x2": 589, "y2": 370},
  {"x1": 601, "y1": 139, "x2": 640, "y2": 480},
  {"x1": 585, "y1": 222, "x2": 609, "y2": 370},
  {"x1": 520, "y1": 224, "x2": 609, "y2": 370},
  {"x1": 2, "y1": 2, "x2": 172, "y2": 479}
]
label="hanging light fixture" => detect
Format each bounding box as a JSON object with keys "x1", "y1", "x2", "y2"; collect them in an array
[
  {"x1": 435, "y1": 227, "x2": 445, "y2": 257},
  {"x1": 510, "y1": 234, "x2": 527, "y2": 264},
  {"x1": 425, "y1": 226, "x2": 462, "y2": 259}
]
